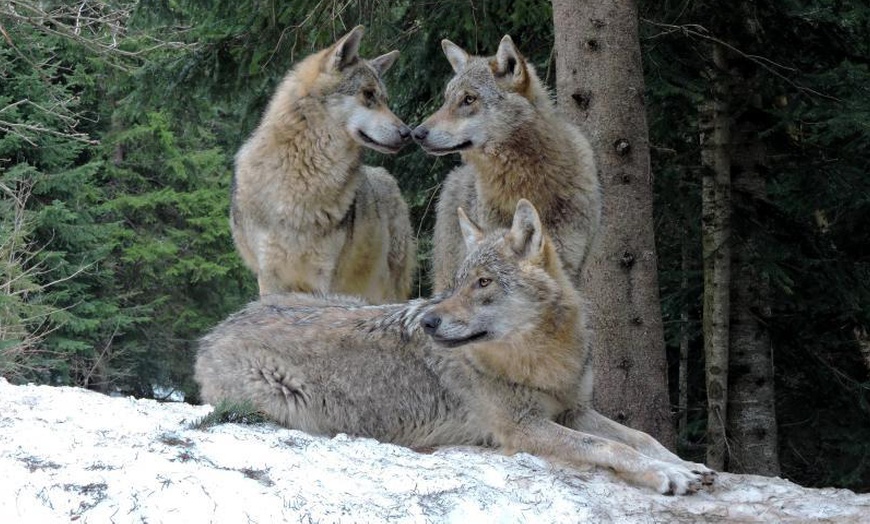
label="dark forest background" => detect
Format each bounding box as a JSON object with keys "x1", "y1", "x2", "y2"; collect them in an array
[{"x1": 1, "y1": 0, "x2": 867, "y2": 491}]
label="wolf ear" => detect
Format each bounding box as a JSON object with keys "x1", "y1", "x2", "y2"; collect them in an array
[
  {"x1": 442, "y1": 39, "x2": 469, "y2": 73},
  {"x1": 327, "y1": 25, "x2": 364, "y2": 72},
  {"x1": 457, "y1": 207, "x2": 484, "y2": 252},
  {"x1": 370, "y1": 50, "x2": 399, "y2": 76},
  {"x1": 494, "y1": 35, "x2": 528, "y2": 88},
  {"x1": 508, "y1": 199, "x2": 544, "y2": 259}
]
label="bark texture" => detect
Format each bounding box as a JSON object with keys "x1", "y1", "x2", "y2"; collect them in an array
[
  {"x1": 678, "y1": 235, "x2": 690, "y2": 439},
  {"x1": 726, "y1": 91, "x2": 780, "y2": 476},
  {"x1": 553, "y1": 0, "x2": 675, "y2": 448},
  {"x1": 727, "y1": 241, "x2": 779, "y2": 475},
  {"x1": 700, "y1": 43, "x2": 732, "y2": 471},
  {"x1": 856, "y1": 327, "x2": 870, "y2": 373}
]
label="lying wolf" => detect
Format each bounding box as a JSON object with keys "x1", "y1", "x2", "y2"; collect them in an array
[
  {"x1": 231, "y1": 25, "x2": 415, "y2": 302},
  {"x1": 414, "y1": 35, "x2": 600, "y2": 293},
  {"x1": 196, "y1": 200, "x2": 715, "y2": 495}
]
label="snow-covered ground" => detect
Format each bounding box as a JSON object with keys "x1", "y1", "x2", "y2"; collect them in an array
[{"x1": 1, "y1": 378, "x2": 868, "y2": 523}]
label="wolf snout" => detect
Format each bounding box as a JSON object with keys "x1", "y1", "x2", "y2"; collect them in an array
[
  {"x1": 420, "y1": 312, "x2": 441, "y2": 335},
  {"x1": 412, "y1": 125, "x2": 429, "y2": 142},
  {"x1": 398, "y1": 124, "x2": 412, "y2": 141}
]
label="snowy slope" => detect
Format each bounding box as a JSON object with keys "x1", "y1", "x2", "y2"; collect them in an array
[{"x1": 1, "y1": 378, "x2": 868, "y2": 523}]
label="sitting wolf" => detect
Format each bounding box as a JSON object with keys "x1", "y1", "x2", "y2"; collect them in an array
[
  {"x1": 231, "y1": 25, "x2": 415, "y2": 302},
  {"x1": 413, "y1": 35, "x2": 600, "y2": 293},
  {"x1": 195, "y1": 200, "x2": 715, "y2": 495}
]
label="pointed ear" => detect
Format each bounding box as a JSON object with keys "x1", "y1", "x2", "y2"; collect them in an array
[
  {"x1": 370, "y1": 50, "x2": 399, "y2": 76},
  {"x1": 494, "y1": 35, "x2": 528, "y2": 87},
  {"x1": 457, "y1": 207, "x2": 484, "y2": 252},
  {"x1": 327, "y1": 25, "x2": 364, "y2": 72},
  {"x1": 441, "y1": 39, "x2": 469, "y2": 73},
  {"x1": 508, "y1": 199, "x2": 544, "y2": 259}
]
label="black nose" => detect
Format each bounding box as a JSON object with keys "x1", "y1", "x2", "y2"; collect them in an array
[
  {"x1": 412, "y1": 126, "x2": 429, "y2": 142},
  {"x1": 421, "y1": 313, "x2": 441, "y2": 335},
  {"x1": 398, "y1": 125, "x2": 411, "y2": 141}
]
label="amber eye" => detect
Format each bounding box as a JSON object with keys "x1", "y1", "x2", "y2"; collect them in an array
[
  {"x1": 462, "y1": 94, "x2": 476, "y2": 106},
  {"x1": 477, "y1": 277, "x2": 492, "y2": 288}
]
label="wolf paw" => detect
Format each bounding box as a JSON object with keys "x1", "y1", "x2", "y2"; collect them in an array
[
  {"x1": 682, "y1": 460, "x2": 717, "y2": 487},
  {"x1": 627, "y1": 461, "x2": 706, "y2": 495}
]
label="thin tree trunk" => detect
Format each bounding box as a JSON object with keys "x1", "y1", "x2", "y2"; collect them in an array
[
  {"x1": 553, "y1": 0, "x2": 675, "y2": 448},
  {"x1": 727, "y1": 92, "x2": 780, "y2": 476},
  {"x1": 700, "y1": 42, "x2": 732, "y2": 471},
  {"x1": 855, "y1": 327, "x2": 870, "y2": 373},
  {"x1": 678, "y1": 232, "x2": 690, "y2": 440}
]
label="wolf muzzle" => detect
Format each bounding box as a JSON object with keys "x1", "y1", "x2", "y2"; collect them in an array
[{"x1": 420, "y1": 312, "x2": 441, "y2": 335}]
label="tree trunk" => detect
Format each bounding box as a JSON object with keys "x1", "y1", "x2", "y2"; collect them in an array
[
  {"x1": 700, "y1": 42, "x2": 732, "y2": 471},
  {"x1": 553, "y1": 0, "x2": 675, "y2": 448},
  {"x1": 855, "y1": 327, "x2": 870, "y2": 373},
  {"x1": 678, "y1": 232, "x2": 690, "y2": 440},
  {"x1": 726, "y1": 92, "x2": 780, "y2": 476},
  {"x1": 727, "y1": 240, "x2": 779, "y2": 474}
]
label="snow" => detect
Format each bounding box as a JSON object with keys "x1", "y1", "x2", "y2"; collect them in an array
[{"x1": 1, "y1": 378, "x2": 869, "y2": 523}]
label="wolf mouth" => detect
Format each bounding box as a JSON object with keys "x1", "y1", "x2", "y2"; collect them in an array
[
  {"x1": 358, "y1": 130, "x2": 402, "y2": 152},
  {"x1": 430, "y1": 330, "x2": 490, "y2": 348},
  {"x1": 423, "y1": 140, "x2": 473, "y2": 155}
]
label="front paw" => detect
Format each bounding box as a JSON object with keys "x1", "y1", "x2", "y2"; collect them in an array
[
  {"x1": 625, "y1": 460, "x2": 706, "y2": 495},
  {"x1": 682, "y1": 460, "x2": 717, "y2": 487}
]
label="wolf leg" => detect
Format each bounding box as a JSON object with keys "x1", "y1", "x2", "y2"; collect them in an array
[
  {"x1": 563, "y1": 408, "x2": 716, "y2": 486},
  {"x1": 432, "y1": 166, "x2": 476, "y2": 293},
  {"x1": 197, "y1": 340, "x2": 318, "y2": 431},
  {"x1": 361, "y1": 167, "x2": 415, "y2": 301},
  {"x1": 504, "y1": 419, "x2": 707, "y2": 495},
  {"x1": 255, "y1": 238, "x2": 337, "y2": 297}
]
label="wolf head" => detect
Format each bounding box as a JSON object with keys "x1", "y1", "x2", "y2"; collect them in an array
[
  {"x1": 421, "y1": 199, "x2": 573, "y2": 348},
  {"x1": 286, "y1": 25, "x2": 410, "y2": 153},
  {"x1": 412, "y1": 35, "x2": 550, "y2": 156}
]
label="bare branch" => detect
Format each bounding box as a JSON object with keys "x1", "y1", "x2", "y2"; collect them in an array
[
  {"x1": 0, "y1": 119, "x2": 97, "y2": 145},
  {"x1": 640, "y1": 18, "x2": 840, "y2": 102},
  {"x1": 3, "y1": 0, "x2": 199, "y2": 71},
  {"x1": 82, "y1": 323, "x2": 120, "y2": 390}
]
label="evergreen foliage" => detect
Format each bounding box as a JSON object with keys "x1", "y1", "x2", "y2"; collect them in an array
[
  {"x1": 1, "y1": 0, "x2": 867, "y2": 490},
  {"x1": 1, "y1": 4, "x2": 122, "y2": 386},
  {"x1": 188, "y1": 398, "x2": 268, "y2": 430}
]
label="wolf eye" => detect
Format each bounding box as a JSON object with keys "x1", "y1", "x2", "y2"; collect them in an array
[
  {"x1": 462, "y1": 94, "x2": 477, "y2": 106},
  {"x1": 477, "y1": 277, "x2": 492, "y2": 288},
  {"x1": 362, "y1": 89, "x2": 376, "y2": 102}
]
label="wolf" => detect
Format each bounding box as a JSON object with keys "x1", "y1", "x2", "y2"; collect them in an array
[
  {"x1": 413, "y1": 35, "x2": 600, "y2": 293},
  {"x1": 196, "y1": 199, "x2": 715, "y2": 495},
  {"x1": 231, "y1": 25, "x2": 415, "y2": 302}
]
